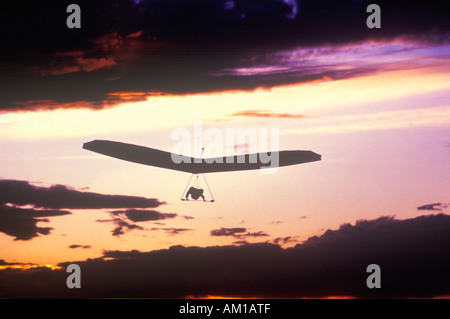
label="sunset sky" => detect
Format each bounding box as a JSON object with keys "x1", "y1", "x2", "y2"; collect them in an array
[{"x1": 1, "y1": 0, "x2": 449, "y2": 298}]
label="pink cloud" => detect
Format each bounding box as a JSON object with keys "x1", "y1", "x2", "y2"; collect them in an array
[
  {"x1": 231, "y1": 109, "x2": 311, "y2": 119},
  {"x1": 217, "y1": 37, "x2": 450, "y2": 81}
]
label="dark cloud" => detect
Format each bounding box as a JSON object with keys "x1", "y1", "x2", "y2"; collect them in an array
[
  {"x1": 210, "y1": 227, "x2": 269, "y2": 239},
  {"x1": 1, "y1": 213, "x2": 450, "y2": 298},
  {"x1": 146, "y1": 227, "x2": 193, "y2": 236},
  {"x1": 4, "y1": 0, "x2": 447, "y2": 60},
  {"x1": 111, "y1": 209, "x2": 177, "y2": 222},
  {"x1": 211, "y1": 227, "x2": 271, "y2": 246},
  {"x1": 233, "y1": 240, "x2": 250, "y2": 245},
  {"x1": 112, "y1": 221, "x2": 144, "y2": 237},
  {"x1": 210, "y1": 227, "x2": 247, "y2": 236},
  {"x1": 245, "y1": 231, "x2": 270, "y2": 237},
  {"x1": 417, "y1": 203, "x2": 448, "y2": 212},
  {"x1": 1, "y1": 0, "x2": 448, "y2": 112},
  {"x1": 160, "y1": 228, "x2": 192, "y2": 236},
  {"x1": 0, "y1": 260, "x2": 13, "y2": 266},
  {"x1": 98, "y1": 210, "x2": 184, "y2": 237},
  {"x1": 273, "y1": 236, "x2": 299, "y2": 245},
  {"x1": 68, "y1": 245, "x2": 91, "y2": 249},
  {"x1": 0, "y1": 179, "x2": 166, "y2": 240},
  {"x1": 108, "y1": 223, "x2": 192, "y2": 237},
  {"x1": 97, "y1": 218, "x2": 144, "y2": 237},
  {"x1": 0, "y1": 179, "x2": 165, "y2": 209},
  {"x1": 0, "y1": 205, "x2": 70, "y2": 240}
]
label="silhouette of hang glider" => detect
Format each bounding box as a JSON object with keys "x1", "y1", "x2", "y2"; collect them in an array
[{"x1": 82, "y1": 140, "x2": 321, "y2": 202}]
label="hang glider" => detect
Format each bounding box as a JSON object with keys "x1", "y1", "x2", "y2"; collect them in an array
[
  {"x1": 82, "y1": 140, "x2": 321, "y2": 202},
  {"x1": 83, "y1": 140, "x2": 321, "y2": 174}
]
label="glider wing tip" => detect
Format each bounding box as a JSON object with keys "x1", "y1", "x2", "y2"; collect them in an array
[
  {"x1": 82, "y1": 141, "x2": 91, "y2": 150},
  {"x1": 316, "y1": 153, "x2": 322, "y2": 161},
  {"x1": 82, "y1": 139, "x2": 100, "y2": 150}
]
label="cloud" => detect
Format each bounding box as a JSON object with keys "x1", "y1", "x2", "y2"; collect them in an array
[
  {"x1": 37, "y1": 50, "x2": 117, "y2": 76},
  {"x1": 1, "y1": 0, "x2": 449, "y2": 113},
  {"x1": 145, "y1": 227, "x2": 193, "y2": 236},
  {"x1": 417, "y1": 203, "x2": 448, "y2": 212},
  {"x1": 98, "y1": 209, "x2": 183, "y2": 237},
  {"x1": 244, "y1": 231, "x2": 270, "y2": 237},
  {"x1": 96, "y1": 217, "x2": 144, "y2": 237},
  {"x1": 0, "y1": 179, "x2": 165, "y2": 209},
  {"x1": 272, "y1": 236, "x2": 299, "y2": 245},
  {"x1": 0, "y1": 179, "x2": 167, "y2": 240},
  {"x1": 210, "y1": 227, "x2": 247, "y2": 237},
  {"x1": 1, "y1": 213, "x2": 450, "y2": 298},
  {"x1": 8, "y1": 91, "x2": 164, "y2": 113},
  {"x1": 0, "y1": 260, "x2": 15, "y2": 266},
  {"x1": 68, "y1": 245, "x2": 91, "y2": 249},
  {"x1": 231, "y1": 110, "x2": 311, "y2": 119},
  {"x1": 75, "y1": 56, "x2": 117, "y2": 73},
  {"x1": 112, "y1": 221, "x2": 144, "y2": 237},
  {"x1": 210, "y1": 227, "x2": 269, "y2": 239},
  {"x1": 0, "y1": 205, "x2": 70, "y2": 240},
  {"x1": 160, "y1": 228, "x2": 192, "y2": 236},
  {"x1": 110, "y1": 209, "x2": 177, "y2": 222},
  {"x1": 218, "y1": 39, "x2": 450, "y2": 96}
]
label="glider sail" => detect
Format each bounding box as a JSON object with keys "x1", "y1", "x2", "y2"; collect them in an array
[{"x1": 82, "y1": 140, "x2": 321, "y2": 174}]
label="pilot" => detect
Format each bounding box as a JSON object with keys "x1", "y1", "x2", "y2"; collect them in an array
[{"x1": 186, "y1": 186, "x2": 205, "y2": 201}]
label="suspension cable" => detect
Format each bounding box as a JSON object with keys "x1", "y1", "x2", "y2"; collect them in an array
[
  {"x1": 180, "y1": 174, "x2": 194, "y2": 201},
  {"x1": 202, "y1": 174, "x2": 215, "y2": 202}
]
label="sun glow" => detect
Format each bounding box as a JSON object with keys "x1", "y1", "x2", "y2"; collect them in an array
[{"x1": 0, "y1": 264, "x2": 63, "y2": 270}]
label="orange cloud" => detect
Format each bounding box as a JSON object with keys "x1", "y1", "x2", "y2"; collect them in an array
[
  {"x1": 75, "y1": 57, "x2": 117, "y2": 72},
  {"x1": 127, "y1": 30, "x2": 143, "y2": 38},
  {"x1": 37, "y1": 54, "x2": 117, "y2": 76},
  {"x1": 41, "y1": 65, "x2": 81, "y2": 76}
]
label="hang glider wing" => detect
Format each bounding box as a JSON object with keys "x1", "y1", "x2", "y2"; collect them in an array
[{"x1": 83, "y1": 140, "x2": 321, "y2": 174}]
